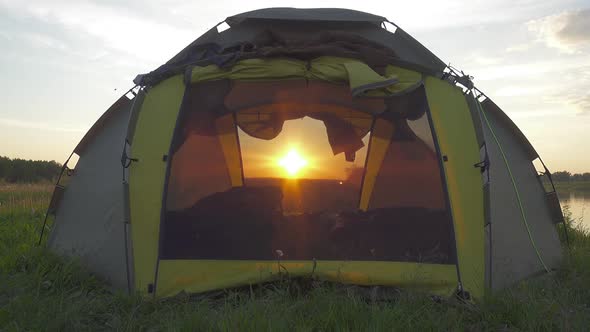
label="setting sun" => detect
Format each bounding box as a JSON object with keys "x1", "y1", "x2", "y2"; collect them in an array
[{"x1": 278, "y1": 149, "x2": 308, "y2": 177}]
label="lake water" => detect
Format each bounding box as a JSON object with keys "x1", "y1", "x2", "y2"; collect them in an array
[{"x1": 558, "y1": 190, "x2": 589, "y2": 230}]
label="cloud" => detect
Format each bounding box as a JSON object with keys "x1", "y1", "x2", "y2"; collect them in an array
[
  {"x1": 526, "y1": 64, "x2": 590, "y2": 115},
  {"x1": 527, "y1": 8, "x2": 590, "y2": 53},
  {"x1": 505, "y1": 43, "x2": 531, "y2": 53},
  {"x1": 473, "y1": 55, "x2": 504, "y2": 66},
  {"x1": 555, "y1": 91, "x2": 590, "y2": 115},
  {"x1": 538, "y1": 97, "x2": 589, "y2": 116},
  {"x1": 494, "y1": 85, "x2": 550, "y2": 98},
  {"x1": 22, "y1": 32, "x2": 68, "y2": 51},
  {"x1": 472, "y1": 57, "x2": 587, "y2": 81},
  {"x1": 570, "y1": 94, "x2": 590, "y2": 114},
  {"x1": 0, "y1": 0, "x2": 196, "y2": 66},
  {"x1": 0, "y1": 30, "x2": 11, "y2": 40},
  {"x1": 475, "y1": 59, "x2": 589, "y2": 117},
  {"x1": 555, "y1": 65, "x2": 590, "y2": 115}
]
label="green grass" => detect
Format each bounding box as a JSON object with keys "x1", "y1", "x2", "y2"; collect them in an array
[{"x1": 1, "y1": 185, "x2": 589, "y2": 331}]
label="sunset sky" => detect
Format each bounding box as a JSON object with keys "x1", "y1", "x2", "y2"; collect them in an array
[{"x1": 0, "y1": 0, "x2": 588, "y2": 173}]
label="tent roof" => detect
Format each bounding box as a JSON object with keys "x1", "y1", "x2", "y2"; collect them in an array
[
  {"x1": 135, "y1": 8, "x2": 447, "y2": 87},
  {"x1": 480, "y1": 98, "x2": 538, "y2": 161},
  {"x1": 74, "y1": 95, "x2": 132, "y2": 155},
  {"x1": 226, "y1": 8, "x2": 386, "y2": 26}
]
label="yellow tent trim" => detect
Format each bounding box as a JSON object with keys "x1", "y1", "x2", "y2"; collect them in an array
[
  {"x1": 359, "y1": 118, "x2": 395, "y2": 210},
  {"x1": 425, "y1": 77, "x2": 485, "y2": 298},
  {"x1": 216, "y1": 114, "x2": 244, "y2": 187},
  {"x1": 156, "y1": 260, "x2": 458, "y2": 298},
  {"x1": 190, "y1": 56, "x2": 422, "y2": 97},
  {"x1": 129, "y1": 75, "x2": 186, "y2": 293}
]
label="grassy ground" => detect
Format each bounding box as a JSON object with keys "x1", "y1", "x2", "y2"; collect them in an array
[{"x1": 1, "y1": 185, "x2": 589, "y2": 331}]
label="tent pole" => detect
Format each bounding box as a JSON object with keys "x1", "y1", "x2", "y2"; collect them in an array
[
  {"x1": 538, "y1": 157, "x2": 570, "y2": 246},
  {"x1": 38, "y1": 151, "x2": 74, "y2": 246}
]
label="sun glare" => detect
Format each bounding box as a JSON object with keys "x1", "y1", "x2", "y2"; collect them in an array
[{"x1": 278, "y1": 149, "x2": 308, "y2": 177}]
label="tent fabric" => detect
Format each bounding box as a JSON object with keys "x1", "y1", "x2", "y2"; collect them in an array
[
  {"x1": 156, "y1": 260, "x2": 458, "y2": 298},
  {"x1": 366, "y1": 115, "x2": 446, "y2": 211},
  {"x1": 123, "y1": 174, "x2": 134, "y2": 292},
  {"x1": 480, "y1": 99, "x2": 538, "y2": 161},
  {"x1": 226, "y1": 8, "x2": 387, "y2": 25},
  {"x1": 163, "y1": 79, "x2": 454, "y2": 263},
  {"x1": 225, "y1": 80, "x2": 386, "y2": 114},
  {"x1": 225, "y1": 31, "x2": 401, "y2": 72},
  {"x1": 74, "y1": 96, "x2": 132, "y2": 154},
  {"x1": 125, "y1": 89, "x2": 146, "y2": 144},
  {"x1": 425, "y1": 77, "x2": 485, "y2": 299},
  {"x1": 235, "y1": 104, "x2": 373, "y2": 158},
  {"x1": 44, "y1": 8, "x2": 564, "y2": 301},
  {"x1": 225, "y1": 79, "x2": 378, "y2": 158},
  {"x1": 216, "y1": 114, "x2": 244, "y2": 187},
  {"x1": 478, "y1": 99, "x2": 562, "y2": 290},
  {"x1": 360, "y1": 86, "x2": 446, "y2": 213},
  {"x1": 48, "y1": 96, "x2": 132, "y2": 289},
  {"x1": 155, "y1": 76, "x2": 457, "y2": 296},
  {"x1": 465, "y1": 94, "x2": 485, "y2": 148},
  {"x1": 128, "y1": 75, "x2": 186, "y2": 293},
  {"x1": 189, "y1": 56, "x2": 422, "y2": 97},
  {"x1": 137, "y1": 8, "x2": 446, "y2": 86}
]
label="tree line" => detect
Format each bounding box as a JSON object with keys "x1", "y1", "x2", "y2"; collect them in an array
[
  {"x1": 550, "y1": 171, "x2": 590, "y2": 182},
  {"x1": 0, "y1": 156, "x2": 62, "y2": 183},
  {"x1": 0, "y1": 154, "x2": 587, "y2": 184}
]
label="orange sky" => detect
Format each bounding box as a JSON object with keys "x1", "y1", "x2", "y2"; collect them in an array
[{"x1": 239, "y1": 118, "x2": 369, "y2": 180}]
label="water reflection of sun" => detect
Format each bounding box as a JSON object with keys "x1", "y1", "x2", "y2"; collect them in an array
[{"x1": 278, "y1": 149, "x2": 308, "y2": 178}]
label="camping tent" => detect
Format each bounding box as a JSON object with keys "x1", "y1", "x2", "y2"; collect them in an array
[{"x1": 41, "y1": 8, "x2": 566, "y2": 300}]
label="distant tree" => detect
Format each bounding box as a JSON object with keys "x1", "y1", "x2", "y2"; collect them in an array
[
  {"x1": 0, "y1": 156, "x2": 9, "y2": 179},
  {"x1": 551, "y1": 171, "x2": 571, "y2": 182},
  {"x1": 571, "y1": 173, "x2": 583, "y2": 182},
  {"x1": 0, "y1": 156, "x2": 62, "y2": 183}
]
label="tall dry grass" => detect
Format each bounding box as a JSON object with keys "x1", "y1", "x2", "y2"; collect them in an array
[{"x1": 0, "y1": 183, "x2": 53, "y2": 216}]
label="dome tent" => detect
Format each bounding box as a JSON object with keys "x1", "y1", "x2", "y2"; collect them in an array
[{"x1": 41, "y1": 8, "x2": 566, "y2": 300}]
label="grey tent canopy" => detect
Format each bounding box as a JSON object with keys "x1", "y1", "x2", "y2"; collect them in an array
[
  {"x1": 44, "y1": 7, "x2": 565, "y2": 300},
  {"x1": 134, "y1": 8, "x2": 445, "y2": 87}
]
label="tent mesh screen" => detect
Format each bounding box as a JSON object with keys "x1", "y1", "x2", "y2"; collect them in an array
[{"x1": 161, "y1": 80, "x2": 455, "y2": 263}]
